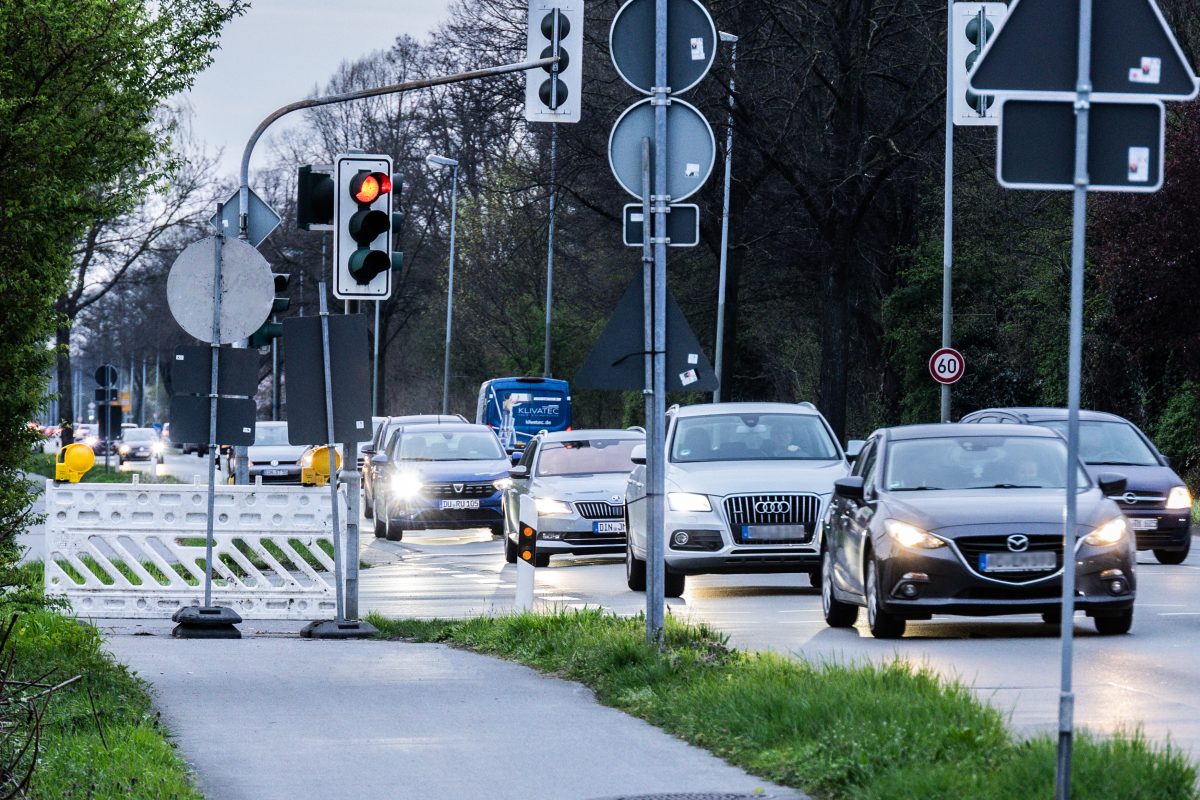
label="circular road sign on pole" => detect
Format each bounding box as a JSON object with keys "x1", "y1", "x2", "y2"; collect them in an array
[
  {"x1": 610, "y1": 0, "x2": 717, "y2": 95},
  {"x1": 929, "y1": 347, "x2": 965, "y2": 385},
  {"x1": 608, "y1": 98, "x2": 716, "y2": 202},
  {"x1": 94, "y1": 364, "x2": 119, "y2": 387},
  {"x1": 167, "y1": 236, "x2": 274, "y2": 344}
]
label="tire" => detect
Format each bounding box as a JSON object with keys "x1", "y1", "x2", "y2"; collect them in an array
[
  {"x1": 808, "y1": 568, "x2": 822, "y2": 588},
  {"x1": 1154, "y1": 536, "x2": 1190, "y2": 565},
  {"x1": 363, "y1": 495, "x2": 374, "y2": 520},
  {"x1": 504, "y1": 532, "x2": 518, "y2": 564},
  {"x1": 865, "y1": 557, "x2": 905, "y2": 639},
  {"x1": 1042, "y1": 609, "x2": 1062, "y2": 626},
  {"x1": 385, "y1": 522, "x2": 404, "y2": 542},
  {"x1": 625, "y1": 544, "x2": 647, "y2": 591},
  {"x1": 663, "y1": 569, "x2": 685, "y2": 598},
  {"x1": 534, "y1": 553, "x2": 551, "y2": 568},
  {"x1": 1094, "y1": 609, "x2": 1133, "y2": 635},
  {"x1": 489, "y1": 523, "x2": 505, "y2": 538},
  {"x1": 373, "y1": 515, "x2": 386, "y2": 539},
  {"x1": 822, "y1": 546, "x2": 858, "y2": 628}
]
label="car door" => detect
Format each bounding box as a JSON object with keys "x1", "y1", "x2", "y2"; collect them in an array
[
  {"x1": 840, "y1": 437, "x2": 881, "y2": 598},
  {"x1": 504, "y1": 439, "x2": 538, "y2": 536}
]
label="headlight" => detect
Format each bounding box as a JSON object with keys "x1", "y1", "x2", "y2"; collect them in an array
[
  {"x1": 493, "y1": 477, "x2": 513, "y2": 491},
  {"x1": 884, "y1": 519, "x2": 945, "y2": 549},
  {"x1": 1166, "y1": 486, "x2": 1192, "y2": 510},
  {"x1": 534, "y1": 497, "x2": 572, "y2": 516},
  {"x1": 667, "y1": 492, "x2": 711, "y2": 512},
  {"x1": 85, "y1": 436, "x2": 99, "y2": 447},
  {"x1": 119, "y1": 444, "x2": 131, "y2": 454},
  {"x1": 1085, "y1": 517, "x2": 1127, "y2": 547},
  {"x1": 151, "y1": 442, "x2": 164, "y2": 454},
  {"x1": 391, "y1": 471, "x2": 424, "y2": 499}
]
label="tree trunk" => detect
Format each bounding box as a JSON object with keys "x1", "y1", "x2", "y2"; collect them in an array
[
  {"x1": 818, "y1": 247, "x2": 851, "y2": 440},
  {"x1": 56, "y1": 323, "x2": 74, "y2": 445}
]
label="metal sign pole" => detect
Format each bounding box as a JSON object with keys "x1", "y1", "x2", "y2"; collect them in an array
[
  {"x1": 372, "y1": 301, "x2": 381, "y2": 416},
  {"x1": 640, "y1": 137, "x2": 656, "y2": 643},
  {"x1": 318, "y1": 282, "x2": 346, "y2": 624},
  {"x1": 203, "y1": 217, "x2": 224, "y2": 608},
  {"x1": 940, "y1": 0, "x2": 955, "y2": 424},
  {"x1": 713, "y1": 31, "x2": 737, "y2": 403},
  {"x1": 543, "y1": 121, "x2": 558, "y2": 378}
]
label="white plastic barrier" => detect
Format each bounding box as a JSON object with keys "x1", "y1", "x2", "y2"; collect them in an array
[{"x1": 43, "y1": 479, "x2": 343, "y2": 620}]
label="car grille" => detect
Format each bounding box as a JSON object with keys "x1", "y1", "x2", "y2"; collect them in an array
[
  {"x1": 560, "y1": 533, "x2": 626, "y2": 546},
  {"x1": 576, "y1": 501, "x2": 624, "y2": 520},
  {"x1": 953, "y1": 534, "x2": 1064, "y2": 584},
  {"x1": 723, "y1": 494, "x2": 820, "y2": 546},
  {"x1": 1108, "y1": 492, "x2": 1165, "y2": 510},
  {"x1": 422, "y1": 482, "x2": 495, "y2": 499}
]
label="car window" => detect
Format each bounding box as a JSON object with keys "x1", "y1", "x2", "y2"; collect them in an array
[
  {"x1": 1037, "y1": 420, "x2": 1159, "y2": 466},
  {"x1": 670, "y1": 413, "x2": 839, "y2": 463},
  {"x1": 394, "y1": 430, "x2": 504, "y2": 462},
  {"x1": 860, "y1": 442, "x2": 880, "y2": 489},
  {"x1": 255, "y1": 425, "x2": 290, "y2": 446},
  {"x1": 122, "y1": 428, "x2": 157, "y2": 441},
  {"x1": 884, "y1": 435, "x2": 1089, "y2": 491},
  {"x1": 852, "y1": 439, "x2": 876, "y2": 478},
  {"x1": 519, "y1": 440, "x2": 539, "y2": 469},
  {"x1": 535, "y1": 439, "x2": 641, "y2": 476}
]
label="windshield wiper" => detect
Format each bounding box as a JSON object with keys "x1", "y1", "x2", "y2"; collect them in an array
[
  {"x1": 971, "y1": 483, "x2": 1044, "y2": 489},
  {"x1": 1087, "y1": 460, "x2": 1143, "y2": 466},
  {"x1": 891, "y1": 486, "x2": 943, "y2": 491}
]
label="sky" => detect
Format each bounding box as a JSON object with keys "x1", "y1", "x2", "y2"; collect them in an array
[{"x1": 177, "y1": 0, "x2": 454, "y2": 181}]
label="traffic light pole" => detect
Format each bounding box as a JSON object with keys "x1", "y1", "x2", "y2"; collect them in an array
[
  {"x1": 941, "y1": 0, "x2": 954, "y2": 425},
  {"x1": 713, "y1": 31, "x2": 737, "y2": 403}
]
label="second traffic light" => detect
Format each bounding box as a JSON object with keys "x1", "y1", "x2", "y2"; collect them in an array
[
  {"x1": 524, "y1": 0, "x2": 583, "y2": 124},
  {"x1": 249, "y1": 273, "x2": 290, "y2": 348},
  {"x1": 334, "y1": 153, "x2": 393, "y2": 300},
  {"x1": 952, "y1": 2, "x2": 1008, "y2": 127}
]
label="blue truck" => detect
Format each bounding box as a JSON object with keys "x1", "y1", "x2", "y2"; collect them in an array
[{"x1": 475, "y1": 377, "x2": 572, "y2": 452}]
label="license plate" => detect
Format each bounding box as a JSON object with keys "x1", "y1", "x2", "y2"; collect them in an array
[
  {"x1": 262, "y1": 468, "x2": 288, "y2": 476},
  {"x1": 980, "y1": 551, "x2": 1056, "y2": 572},
  {"x1": 594, "y1": 521, "x2": 626, "y2": 534},
  {"x1": 741, "y1": 525, "x2": 810, "y2": 542},
  {"x1": 1130, "y1": 517, "x2": 1158, "y2": 531},
  {"x1": 440, "y1": 499, "x2": 480, "y2": 510}
]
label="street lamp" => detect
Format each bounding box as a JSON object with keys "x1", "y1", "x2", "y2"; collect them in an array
[
  {"x1": 426, "y1": 154, "x2": 460, "y2": 415},
  {"x1": 713, "y1": 31, "x2": 738, "y2": 403}
]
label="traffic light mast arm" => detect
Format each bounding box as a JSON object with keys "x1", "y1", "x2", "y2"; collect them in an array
[{"x1": 236, "y1": 54, "x2": 559, "y2": 239}]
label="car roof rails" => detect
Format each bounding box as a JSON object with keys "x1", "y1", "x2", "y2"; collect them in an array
[
  {"x1": 798, "y1": 401, "x2": 816, "y2": 410},
  {"x1": 626, "y1": 426, "x2": 646, "y2": 434},
  {"x1": 666, "y1": 404, "x2": 680, "y2": 415}
]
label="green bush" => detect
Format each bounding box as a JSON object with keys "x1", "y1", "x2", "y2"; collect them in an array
[{"x1": 1154, "y1": 381, "x2": 1200, "y2": 491}]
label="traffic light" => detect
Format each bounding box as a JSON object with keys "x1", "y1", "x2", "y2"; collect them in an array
[
  {"x1": 333, "y1": 153, "x2": 393, "y2": 300},
  {"x1": 952, "y1": 3, "x2": 1008, "y2": 127},
  {"x1": 248, "y1": 273, "x2": 290, "y2": 349},
  {"x1": 297, "y1": 165, "x2": 334, "y2": 230},
  {"x1": 391, "y1": 174, "x2": 405, "y2": 273},
  {"x1": 524, "y1": 0, "x2": 584, "y2": 124}
]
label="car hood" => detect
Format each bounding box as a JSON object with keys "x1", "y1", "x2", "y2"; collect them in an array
[
  {"x1": 248, "y1": 445, "x2": 307, "y2": 463},
  {"x1": 1082, "y1": 462, "x2": 1184, "y2": 494},
  {"x1": 881, "y1": 488, "x2": 1119, "y2": 535},
  {"x1": 397, "y1": 460, "x2": 510, "y2": 482},
  {"x1": 667, "y1": 459, "x2": 848, "y2": 497},
  {"x1": 532, "y1": 473, "x2": 630, "y2": 502}
]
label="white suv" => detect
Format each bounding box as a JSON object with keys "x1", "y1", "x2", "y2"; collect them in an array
[{"x1": 625, "y1": 402, "x2": 851, "y2": 597}]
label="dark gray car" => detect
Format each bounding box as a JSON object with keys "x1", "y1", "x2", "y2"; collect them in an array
[{"x1": 822, "y1": 424, "x2": 1136, "y2": 638}]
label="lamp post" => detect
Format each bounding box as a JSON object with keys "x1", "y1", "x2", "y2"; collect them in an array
[
  {"x1": 713, "y1": 31, "x2": 737, "y2": 403},
  {"x1": 426, "y1": 154, "x2": 460, "y2": 415}
]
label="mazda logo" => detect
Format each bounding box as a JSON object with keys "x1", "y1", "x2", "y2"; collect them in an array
[
  {"x1": 1007, "y1": 534, "x2": 1030, "y2": 552},
  {"x1": 1121, "y1": 492, "x2": 1138, "y2": 505},
  {"x1": 755, "y1": 500, "x2": 792, "y2": 515}
]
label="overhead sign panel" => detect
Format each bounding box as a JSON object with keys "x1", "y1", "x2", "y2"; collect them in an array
[
  {"x1": 998, "y1": 99, "x2": 1164, "y2": 191},
  {"x1": 968, "y1": 0, "x2": 1198, "y2": 101}
]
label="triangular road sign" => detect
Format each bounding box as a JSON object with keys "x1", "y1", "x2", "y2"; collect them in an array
[
  {"x1": 969, "y1": 0, "x2": 1198, "y2": 100},
  {"x1": 574, "y1": 272, "x2": 718, "y2": 392}
]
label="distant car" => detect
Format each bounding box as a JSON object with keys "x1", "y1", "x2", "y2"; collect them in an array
[
  {"x1": 118, "y1": 427, "x2": 164, "y2": 464},
  {"x1": 501, "y1": 429, "x2": 644, "y2": 566},
  {"x1": 822, "y1": 423, "x2": 1136, "y2": 638},
  {"x1": 235, "y1": 421, "x2": 307, "y2": 484},
  {"x1": 371, "y1": 423, "x2": 509, "y2": 541},
  {"x1": 360, "y1": 414, "x2": 469, "y2": 519},
  {"x1": 961, "y1": 407, "x2": 1192, "y2": 564},
  {"x1": 625, "y1": 402, "x2": 851, "y2": 598}
]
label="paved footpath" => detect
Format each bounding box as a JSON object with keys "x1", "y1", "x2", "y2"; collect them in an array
[{"x1": 102, "y1": 619, "x2": 805, "y2": 800}]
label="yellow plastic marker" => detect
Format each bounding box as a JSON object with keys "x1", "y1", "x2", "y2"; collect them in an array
[{"x1": 55, "y1": 443, "x2": 95, "y2": 483}]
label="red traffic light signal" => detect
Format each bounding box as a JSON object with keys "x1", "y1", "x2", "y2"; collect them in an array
[{"x1": 350, "y1": 171, "x2": 392, "y2": 204}]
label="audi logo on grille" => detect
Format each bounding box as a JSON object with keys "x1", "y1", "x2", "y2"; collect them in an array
[
  {"x1": 1007, "y1": 534, "x2": 1030, "y2": 552},
  {"x1": 754, "y1": 500, "x2": 792, "y2": 515}
]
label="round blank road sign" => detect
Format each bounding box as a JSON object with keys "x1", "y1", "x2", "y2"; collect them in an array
[
  {"x1": 929, "y1": 347, "x2": 965, "y2": 385},
  {"x1": 608, "y1": 97, "x2": 716, "y2": 202},
  {"x1": 609, "y1": 0, "x2": 718, "y2": 96},
  {"x1": 167, "y1": 236, "x2": 274, "y2": 344},
  {"x1": 94, "y1": 364, "x2": 118, "y2": 387}
]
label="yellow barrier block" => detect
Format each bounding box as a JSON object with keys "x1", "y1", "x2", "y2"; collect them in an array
[
  {"x1": 300, "y1": 446, "x2": 341, "y2": 487},
  {"x1": 55, "y1": 443, "x2": 95, "y2": 483}
]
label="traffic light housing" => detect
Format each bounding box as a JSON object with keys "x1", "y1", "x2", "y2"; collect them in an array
[
  {"x1": 391, "y1": 174, "x2": 405, "y2": 273},
  {"x1": 297, "y1": 165, "x2": 334, "y2": 230},
  {"x1": 249, "y1": 273, "x2": 290, "y2": 349},
  {"x1": 271, "y1": 273, "x2": 291, "y2": 314},
  {"x1": 524, "y1": 0, "x2": 583, "y2": 124},
  {"x1": 952, "y1": 3, "x2": 1008, "y2": 127},
  {"x1": 334, "y1": 153, "x2": 393, "y2": 300}
]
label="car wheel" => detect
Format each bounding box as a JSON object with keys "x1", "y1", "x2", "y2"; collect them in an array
[
  {"x1": 625, "y1": 544, "x2": 647, "y2": 592},
  {"x1": 1094, "y1": 609, "x2": 1133, "y2": 635},
  {"x1": 504, "y1": 531, "x2": 518, "y2": 564},
  {"x1": 364, "y1": 496, "x2": 374, "y2": 520},
  {"x1": 534, "y1": 553, "x2": 551, "y2": 568},
  {"x1": 865, "y1": 557, "x2": 905, "y2": 639},
  {"x1": 489, "y1": 523, "x2": 505, "y2": 538},
  {"x1": 663, "y1": 569, "x2": 685, "y2": 598},
  {"x1": 373, "y1": 515, "x2": 386, "y2": 539},
  {"x1": 385, "y1": 522, "x2": 404, "y2": 542},
  {"x1": 808, "y1": 568, "x2": 822, "y2": 588},
  {"x1": 1154, "y1": 537, "x2": 1190, "y2": 565},
  {"x1": 822, "y1": 546, "x2": 858, "y2": 628}
]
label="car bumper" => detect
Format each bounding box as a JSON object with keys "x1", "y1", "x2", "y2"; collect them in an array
[
  {"x1": 536, "y1": 514, "x2": 627, "y2": 555},
  {"x1": 386, "y1": 498, "x2": 503, "y2": 530},
  {"x1": 657, "y1": 506, "x2": 823, "y2": 575},
  {"x1": 1124, "y1": 509, "x2": 1191, "y2": 551},
  {"x1": 249, "y1": 466, "x2": 303, "y2": 484}
]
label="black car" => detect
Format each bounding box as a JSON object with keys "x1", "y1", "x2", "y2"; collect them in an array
[
  {"x1": 822, "y1": 424, "x2": 1136, "y2": 638},
  {"x1": 961, "y1": 407, "x2": 1192, "y2": 564}
]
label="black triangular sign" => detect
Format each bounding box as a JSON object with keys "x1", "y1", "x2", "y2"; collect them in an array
[
  {"x1": 574, "y1": 273, "x2": 719, "y2": 393},
  {"x1": 969, "y1": 0, "x2": 1197, "y2": 99}
]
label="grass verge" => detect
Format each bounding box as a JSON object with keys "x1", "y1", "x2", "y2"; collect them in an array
[
  {"x1": 368, "y1": 609, "x2": 1197, "y2": 800},
  {"x1": 24, "y1": 453, "x2": 181, "y2": 484}
]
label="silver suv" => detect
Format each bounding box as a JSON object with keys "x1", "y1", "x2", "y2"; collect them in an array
[{"x1": 625, "y1": 402, "x2": 850, "y2": 597}]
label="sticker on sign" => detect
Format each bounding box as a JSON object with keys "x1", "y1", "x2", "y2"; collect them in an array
[{"x1": 929, "y1": 347, "x2": 965, "y2": 385}]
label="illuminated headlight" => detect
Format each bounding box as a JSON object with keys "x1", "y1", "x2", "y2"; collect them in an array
[
  {"x1": 493, "y1": 477, "x2": 513, "y2": 491},
  {"x1": 534, "y1": 497, "x2": 572, "y2": 516},
  {"x1": 85, "y1": 436, "x2": 99, "y2": 447},
  {"x1": 884, "y1": 519, "x2": 945, "y2": 549},
  {"x1": 1166, "y1": 486, "x2": 1192, "y2": 510},
  {"x1": 391, "y1": 472, "x2": 424, "y2": 499},
  {"x1": 118, "y1": 444, "x2": 131, "y2": 454},
  {"x1": 1084, "y1": 517, "x2": 1127, "y2": 547},
  {"x1": 151, "y1": 442, "x2": 164, "y2": 454},
  {"x1": 667, "y1": 492, "x2": 711, "y2": 512}
]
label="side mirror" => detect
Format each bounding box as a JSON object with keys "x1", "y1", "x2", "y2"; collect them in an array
[
  {"x1": 372, "y1": 453, "x2": 389, "y2": 467},
  {"x1": 361, "y1": 445, "x2": 376, "y2": 456},
  {"x1": 845, "y1": 439, "x2": 866, "y2": 461},
  {"x1": 510, "y1": 451, "x2": 524, "y2": 466},
  {"x1": 1097, "y1": 472, "x2": 1127, "y2": 496},
  {"x1": 834, "y1": 476, "x2": 866, "y2": 501},
  {"x1": 509, "y1": 465, "x2": 529, "y2": 480},
  {"x1": 630, "y1": 444, "x2": 647, "y2": 465},
  {"x1": 1160, "y1": 454, "x2": 1171, "y2": 467}
]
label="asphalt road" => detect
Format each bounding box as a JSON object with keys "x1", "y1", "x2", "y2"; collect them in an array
[{"x1": 354, "y1": 523, "x2": 1200, "y2": 760}]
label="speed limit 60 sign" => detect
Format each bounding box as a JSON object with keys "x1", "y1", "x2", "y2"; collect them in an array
[{"x1": 929, "y1": 347, "x2": 965, "y2": 385}]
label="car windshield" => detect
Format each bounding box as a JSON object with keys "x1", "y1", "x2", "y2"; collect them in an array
[
  {"x1": 255, "y1": 425, "x2": 290, "y2": 446},
  {"x1": 885, "y1": 435, "x2": 1089, "y2": 491},
  {"x1": 1038, "y1": 420, "x2": 1159, "y2": 466},
  {"x1": 536, "y1": 439, "x2": 642, "y2": 476},
  {"x1": 670, "y1": 413, "x2": 839, "y2": 463},
  {"x1": 394, "y1": 430, "x2": 504, "y2": 462},
  {"x1": 122, "y1": 429, "x2": 157, "y2": 441}
]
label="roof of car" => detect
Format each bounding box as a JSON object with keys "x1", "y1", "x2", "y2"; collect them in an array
[
  {"x1": 256, "y1": 420, "x2": 287, "y2": 427},
  {"x1": 392, "y1": 422, "x2": 488, "y2": 434},
  {"x1": 965, "y1": 407, "x2": 1127, "y2": 423},
  {"x1": 885, "y1": 422, "x2": 1063, "y2": 441},
  {"x1": 670, "y1": 401, "x2": 823, "y2": 418},
  {"x1": 538, "y1": 428, "x2": 643, "y2": 443}
]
